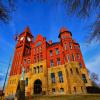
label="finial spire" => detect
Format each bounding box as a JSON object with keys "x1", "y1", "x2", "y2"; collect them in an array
[{"x1": 24, "y1": 26, "x2": 31, "y2": 33}]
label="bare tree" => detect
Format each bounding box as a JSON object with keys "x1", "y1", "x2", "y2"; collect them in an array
[
  {"x1": 90, "y1": 72, "x2": 99, "y2": 87},
  {"x1": 64, "y1": 0, "x2": 100, "y2": 42},
  {"x1": 0, "y1": 1, "x2": 9, "y2": 23},
  {"x1": 90, "y1": 72, "x2": 99, "y2": 81}
]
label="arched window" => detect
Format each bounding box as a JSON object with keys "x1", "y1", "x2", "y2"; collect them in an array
[
  {"x1": 40, "y1": 65, "x2": 43, "y2": 72},
  {"x1": 70, "y1": 68, "x2": 73, "y2": 75},
  {"x1": 76, "y1": 68, "x2": 79, "y2": 74}
]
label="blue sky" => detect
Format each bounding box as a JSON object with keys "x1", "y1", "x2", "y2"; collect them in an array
[{"x1": 0, "y1": 0, "x2": 100, "y2": 89}]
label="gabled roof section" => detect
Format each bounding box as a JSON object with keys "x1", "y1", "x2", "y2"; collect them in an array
[
  {"x1": 35, "y1": 34, "x2": 44, "y2": 42},
  {"x1": 19, "y1": 26, "x2": 33, "y2": 37}
]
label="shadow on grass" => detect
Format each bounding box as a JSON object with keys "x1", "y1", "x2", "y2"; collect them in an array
[{"x1": 26, "y1": 94, "x2": 100, "y2": 100}]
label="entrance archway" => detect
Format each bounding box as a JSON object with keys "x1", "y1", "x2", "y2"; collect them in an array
[{"x1": 34, "y1": 79, "x2": 42, "y2": 94}]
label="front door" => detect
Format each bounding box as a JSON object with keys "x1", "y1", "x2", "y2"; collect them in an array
[{"x1": 34, "y1": 79, "x2": 42, "y2": 94}]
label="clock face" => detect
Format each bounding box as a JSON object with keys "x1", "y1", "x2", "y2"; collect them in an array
[
  {"x1": 27, "y1": 37, "x2": 31, "y2": 42},
  {"x1": 20, "y1": 37, "x2": 24, "y2": 41}
]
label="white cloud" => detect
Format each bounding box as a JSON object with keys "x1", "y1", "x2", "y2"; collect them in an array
[
  {"x1": 80, "y1": 39, "x2": 99, "y2": 54},
  {"x1": 0, "y1": 73, "x2": 5, "y2": 76}
]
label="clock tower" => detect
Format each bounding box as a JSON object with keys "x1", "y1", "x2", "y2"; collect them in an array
[
  {"x1": 5, "y1": 27, "x2": 34, "y2": 96},
  {"x1": 10, "y1": 27, "x2": 34, "y2": 76}
]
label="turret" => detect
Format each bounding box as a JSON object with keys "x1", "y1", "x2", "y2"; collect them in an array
[{"x1": 58, "y1": 27, "x2": 72, "y2": 41}]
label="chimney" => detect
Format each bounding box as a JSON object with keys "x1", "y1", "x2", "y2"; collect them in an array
[
  {"x1": 48, "y1": 40, "x2": 52, "y2": 45},
  {"x1": 73, "y1": 39, "x2": 76, "y2": 43}
]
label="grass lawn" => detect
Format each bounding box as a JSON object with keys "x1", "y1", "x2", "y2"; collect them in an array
[{"x1": 26, "y1": 94, "x2": 100, "y2": 100}]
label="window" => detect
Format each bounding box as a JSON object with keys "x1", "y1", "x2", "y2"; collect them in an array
[
  {"x1": 40, "y1": 65, "x2": 43, "y2": 72},
  {"x1": 50, "y1": 50, "x2": 53, "y2": 56},
  {"x1": 70, "y1": 68, "x2": 73, "y2": 75},
  {"x1": 51, "y1": 73, "x2": 56, "y2": 83},
  {"x1": 81, "y1": 86, "x2": 83, "y2": 92},
  {"x1": 58, "y1": 71, "x2": 63, "y2": 83},
  {"x1": 60, "y1": 88, "x2": 64, "y2": 93},
  {"x1": 37, "y1": 55, "x2": 39, "y2": 62},
  {"x1": 37, "y1": 66, "x2": 39, "y2": 73},
  {"x1": 34, "y1": 56, "x2": 36, "y2": 63},
  {"x1": 69, "y1": 43, "x2": 72, "y2": 49},
  {"x1": 34, "y1": 48, "x2": 36, "y2": 53},
  {"x1": 79, "y1": 63, "x2": 82, "y2": 68},
  {"x1": 34, "y1": 67, "x2": 36, "y2": 74},
  {"x1": 76, "y1": 68, "x2": 79, "y2": 74},
  {"x1": 39, "y1": 53, "x2": 43, "y2": 61},
  {"x1": 34, "y1": 59, "x2": 36, "y2": 63},
  {"x1": 40, "y1": 46, "x2": 42, "y2": 52},
  {"x1": 36, "y1": 41, "x2": 42, "y2": 47},
  {"x1": 74, "y1": 87, "x2": 76, "y2": 93},
  {"x1": 28, "y1": 59, "x2": 30, "y2": 64},
  {"x1": 55, "y1": 48, "x2": 59, "y2": 55},
  {"x1": 24, "y1": 59, "x2": 26, "y2": 64},
  {"x1": 67, "y1": 55, "x2": 70, "y2": 62},
  {"x1": 25, "y1": 78, "x2": 28, "y2": 86},
  {"x1": 57, "y1": 58, "x2": 61, "y2": 65},
  {"x1": 50, "y1": 60, "x2": 54, "y2": 67},
  {"x1": 72, "y1": 54, "x2": 75, "y2": 61},
  {"x1": 64, "y1": 43, "x2": 67, "y2": 50},
  {"x1": 52, "y1": 88, "x2": 56, "y2": 93},
  {"x1": 76, "y1": 53, "x2": 80, "y2": 59},
  {"x1": 82, "y1": 74, "x2": 87, "y2": 83}
]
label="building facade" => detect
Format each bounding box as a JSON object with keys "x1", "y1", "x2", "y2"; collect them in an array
[{"x1": 5, "y1": 27, "x2": 92, "y2": 97}]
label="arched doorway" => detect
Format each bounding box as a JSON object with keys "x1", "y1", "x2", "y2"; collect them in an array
[{"x1": 34, "y1": 79, "x2": 42, "y2": 94}]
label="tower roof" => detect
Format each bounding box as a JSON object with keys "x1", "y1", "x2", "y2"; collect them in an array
[
  {"x1": 19, "y1": 26, "x2": 33, "y2": 37},
  {"x1": 58, "y1": 27, "x2": 72, "y2": 38},
  {"x1": 24, "y1": 26, "x2": 31, "y2": 33},
  {"x1": 60, "y1": 27, "x2": 68, "y2": 33}
]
